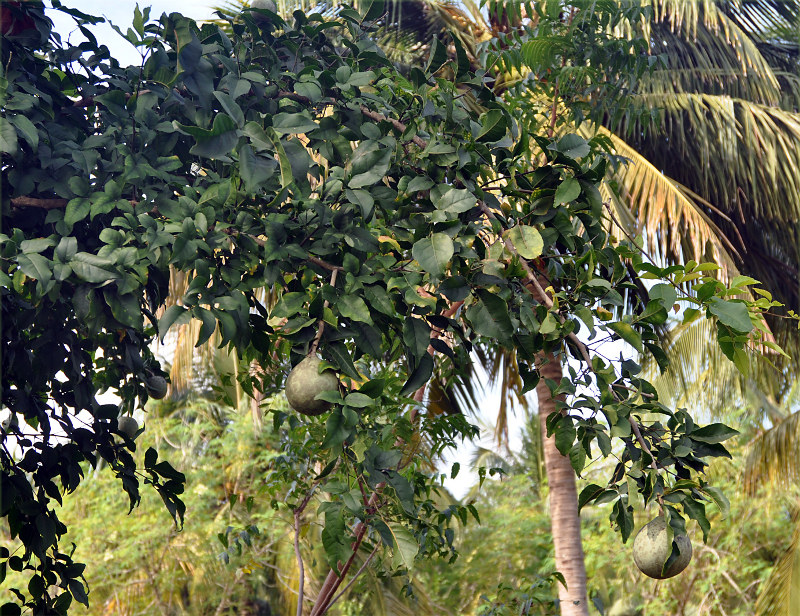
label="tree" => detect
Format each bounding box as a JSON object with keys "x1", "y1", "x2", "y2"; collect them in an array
[{"x1": 0, "y1": 2, "x2": 780, "y2": 614}]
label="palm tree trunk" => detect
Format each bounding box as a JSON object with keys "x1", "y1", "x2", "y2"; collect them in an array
[{"x1": 537, "y1": 352, "x2": 589, "y2": 616}]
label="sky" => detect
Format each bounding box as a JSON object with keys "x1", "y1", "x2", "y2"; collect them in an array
[{"x1": 46, "y1": 1, "x2": 219, "y2": 67}]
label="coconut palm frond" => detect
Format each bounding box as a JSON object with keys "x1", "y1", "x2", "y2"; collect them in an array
[
  {"x1": 755, "y1": 502, "x2": 800, "y2": 616},
  {"x1": 644, "y1": 4, "x2": 783, "y2": 106},
  {"x1": 642, "y1": 315, "x2": 792, "y2": 419},
  {"x1": 470, "y1": 446, "x2": 514, "y2": 476},
  {"x1": 643, "y1": 318, "x2": 744, "y2": 412},
  {"x1": 595, "y1": 126, "x2": 740, "y2": 279},
  {"x1": 744, "y1": 413, "x2": 800, "y2": 495},
  {"x1": 617, "y1": 93, "x2": 800, "y2": 311},
  {"x1": 474, "y1": 346, "x2": 530, "y2": 445},
  {"x1": 721, "y1": 0, "x2": 800, "y2": 75}
]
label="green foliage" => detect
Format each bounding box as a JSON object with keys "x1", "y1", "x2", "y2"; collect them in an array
[{"x1": 0, "y1": 1, "x2": 788, "y2": 613}]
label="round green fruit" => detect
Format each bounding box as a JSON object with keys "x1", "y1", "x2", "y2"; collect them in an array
[
  {"x1": 284, "y1": 355, "x2": 338, "y2": 416},
  {"x1": 632, "y1": 516, "x2": 692, "y2": 579},
  {"x1": 249, "y1": 0, "x2": 277, "y2": 23},
  {"x1": 146, "y1": 376, "x2": 168, "y2": 400},
  {"x1": 118, "y1": 416, "x2": 139, "y2": 439}
]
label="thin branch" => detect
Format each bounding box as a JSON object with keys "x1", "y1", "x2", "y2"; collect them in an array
[
  {"x1": 325, "y1": 545, "x2": 380, "y2": 610},
  {"x1": 359, "y1": 106, "x2": 428, "y2": 149},
  {"x1": 10, "y1": 197, "x2": 69, "y2": 209},
  {"x1": 309, "y1": 487, "x2": 383, "y2": 616},
  {"x1": 293, "y1": 510, "x2": 305, "y2": 616},
  {"x1": 307, "y1": 256, "x2": 344, "y2": 272},
  {"x1": 310, "y1": 268, "x2": 338, "y2": 355}
]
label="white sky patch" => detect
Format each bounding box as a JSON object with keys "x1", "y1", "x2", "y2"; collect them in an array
[{"x1": 47, "y1": 1, "x2": 219, "y2": 67}]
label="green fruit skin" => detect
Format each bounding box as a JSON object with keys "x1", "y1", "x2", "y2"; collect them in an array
[
  {"x1": 118, "y1": 416, "x2": 139, "y2": 439},
  {"x1": 284, "y1": 355, "x2": 338, "y2": 416},
  {"x1": 632, "y1": 516, "x2": 692, "y2": 579},
  {"x1": 146, "y1": 376, "x2": 168, "y2": 399},
  {"x1": 249, "y1": 0, "x2": 276, "y2": 22}
]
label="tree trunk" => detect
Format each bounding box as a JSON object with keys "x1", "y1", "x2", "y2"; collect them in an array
[{"x1": 537, "y1": 352, "x2": 589, "y2": 616}]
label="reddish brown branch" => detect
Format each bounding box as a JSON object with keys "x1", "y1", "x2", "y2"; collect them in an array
[
  {"x1": 309, "y1": 487, "x2": 384, "y2": 616},
  {"x1": 10, "y1": 197, "x2": 69, "y2": 209},
  {"x1": 359, "y1": 106, "x2": 428, "y2": 149}
]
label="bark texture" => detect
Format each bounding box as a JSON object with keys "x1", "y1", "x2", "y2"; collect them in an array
[{"x1": 537, "y1": 353, "x2": 589, "y2": 616}]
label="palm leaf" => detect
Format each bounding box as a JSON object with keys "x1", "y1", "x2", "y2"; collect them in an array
[
  {"x1": 755, "y1": 500, "x2": 800, "y2": 616},
  {"x1": 744, "y1": 412, "x2": 800, "y2": 495}
]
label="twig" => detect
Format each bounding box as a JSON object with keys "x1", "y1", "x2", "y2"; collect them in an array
[
  {"x1": 307, "y1": 256, "x2": 344, "y2": 272},
  {"x1": 309, "y1": 487, "x2": 383, "y2": 616},
  {"x1": 325, "y1": 545, "x2": 380, "y2": 609},
  {"x1": 294, "y1": 510, "x2": 305, "y2": 616},
  {"x1": 310, "y1": 268, "x2": 338, "y2": 355},
  {"x1": 359, "y1": 106, "x2": 428, "y2": 149},
  {"x1": 10, "y1": 197, "x2": 69, "y2": 209}
]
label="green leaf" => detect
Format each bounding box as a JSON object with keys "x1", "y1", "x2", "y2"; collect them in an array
[
  {"x1": 0, "y1": 117, "x2": 18, "y2": 154},
  {"x1": 20, "y1": 238, "x2": 55, "y2": 254},
  {"x1": 177, "y1": 114, "x2": 238, "y2": 159},
  {"x1": 158, "y1": 305, "x2": 190, "y2": 341},
  {"x1": 569, "y1": 443, "x2": 586, "y2": 474},
  {"x1": 552, "y1": 134, "x2": 590, "y2": 159},
  {"x1": 348, "y1": 140, "x2": 391, "y2": 189},
  {"x1": 432, "y1": 186, "x2": 477, "y2": 215},
  {"x1": 16, "y1": 253, "x2": 52, "y2": 283},
  {"x1": 321, "y1": 507, "x2": 348, "y2": 568},
  {"x1": 343, "y1": 393, "x2": 374, "y2": 408},
  {"x1": 553, "y1": 177, "x2": 581, "y2": 205},
  {"x1": 649, "y1": 283, "x2": 677, "y2": 310},
  {"x1": 682, "y1": 497, "x2": 710, "y2": 543},
  {"x1": 708, "y1": 298, "x2": 753, "y2": 332},
  {"x1": 322, "y1": 409, "x2": 350, "y2": 449},
  {"x1": 554, "y1": 417, "x2": 576, "y2": 456},
  {"x1": 69, "y1": 253, "x2": 119, "y2": 283},
  {"x1": 104, "y1": 292, "x2": 143, "y2": 329},
  {"x1": 466, "y1": 290, "x2": 514, "y2": 347},
  {"x1": 271, "y1": 111, "x2": 318, "y2": 135},
  {"x1": 606, "y1": 321, "x2": 643, "y2": 353},
  {"x1": 689, "y1": 423, "x2": 739, "y2": 444},
  {"x1": 64, "y1": 199, "x2": 91, "y2": 226},
  {"x1": 578, "y1": 484, "x2": 606, "y2": 511},
  {"x1": 212, "y1": 91, "x2": 244, "y2": 127},
  {"x1": 238, "y1": 144, "x2": 276, "y2": 191},
  {"x1": 506, "y1": 225, "x2": 543, "y2": 260},
  {"x1": 406, "y1": 176, "x2": 434, "y2": 193},
  {"x1": 337, "y1": 295, "x2": 373, "y2": 324},
  {"x1": 412, "y1": 234, "x2": 453, "y2": 277},
  {"x1": 699, "y1": 485, "x2": 730, "y2": 518},
  {"x1": 400, "y1": 353, "x2": 433, "y2": 397},
  {"x1": 270, "y1": 292, "x2": 306, "y2": 319},
  {"x1": 476, "y1": 109, "x2": 507, "y2": 142},
  {"x1": 403, "y1": 318, "x2": 431, "y2": 359},
  {"x1": 388, "y1": 523, "x2": 418, "y2": 570},
  {"x1": 8, "y1": 114, "x2": 38, "y2": 150}
]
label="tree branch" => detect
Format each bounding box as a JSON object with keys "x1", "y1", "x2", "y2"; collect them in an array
[
  {"x1": 10, "y1": 197, "x2": 69, "y2": 209},
  {"x1": 294, "y1": 510, "x2": 305, "y2": 616},
  {"x1": 325, "y1": 545, "x2": 380, "y2": 610},
  {"x1": 309, "y1": 487, "x2": 383, "y2": 616},
  {"x1": 359, "y1": 106, "x2": 428, "y2": 149}
]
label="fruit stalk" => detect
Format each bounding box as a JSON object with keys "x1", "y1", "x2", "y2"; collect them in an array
[{"x1": 310, "y1": 268, "x2": 338, "y2": 356}]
